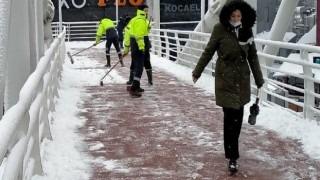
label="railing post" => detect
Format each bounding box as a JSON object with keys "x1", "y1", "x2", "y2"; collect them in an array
[
  {"x1": 164, "y1": 31, "x2": 170, "y2": 60},
  {"x1": 256, "y1": 42, "x2": 268, "y2": 103},
  {"x1": 301, "y1": 50, "x2": 314, "y2": 120},
  {"x1": 68, "y1": 23, "x2": 71, "y2": 42},
  {"x1": 28, "y1": 86, "x2": 44, "y2": 176},
  {"x1": 150, "y1": 29, "x2": 158, "y2": 56},
  {"x1": 150, "y1": 30, "x2": 155, "y2": 55},
  {"x1": 159, "y1": 30, "x2": 164, "y2": 58},
  {"x1": 175, "y1": 32, "x2": 181, "y2": 63},
  {"x1": 284, "y1": 90, "x2": 289, "y2": 108}
]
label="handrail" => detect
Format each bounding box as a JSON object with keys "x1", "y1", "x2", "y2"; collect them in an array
[
  {"x1": 0, "y1": 28, "x2": 66, "y2": 178},
  {"x1": 50, "y1": 21, "x2": 320, "y2": 121},
  {"x1": 52, "y1": 21, "x2": 100, "y2": 41},
  {"x1": 148, "y1": 28, "x2": 320, "y2": 121},
  {"x1": 51, "y1": 21, "x2": 209, "y2": 42}
]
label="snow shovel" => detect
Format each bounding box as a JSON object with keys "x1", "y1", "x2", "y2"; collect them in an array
[
  {"x1": 67, "y1": 40, "x2": 105, "y2": 64},
  {"x1": 248, "y1": 89, "x2": 260, "y2": 125},
  {"x1": 100, "y1": 53, "x2": 127, "y2": 86}
]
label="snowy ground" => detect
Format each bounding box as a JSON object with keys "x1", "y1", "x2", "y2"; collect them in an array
[{"x1": 31, "y1": 41, "x2": 320, "y2": 179}]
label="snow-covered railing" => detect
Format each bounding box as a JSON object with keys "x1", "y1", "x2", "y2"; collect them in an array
[
  {"x1": 0, "y1": 29, "x2": 66, "y2": 179},
  {"x1": 149, "y1": 28, "x2": 320, "y2": 122}
]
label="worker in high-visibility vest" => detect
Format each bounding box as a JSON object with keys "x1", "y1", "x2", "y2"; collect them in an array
[
  {"x1": 94, "y1": 18, "x2": 124, "y2": 67},
  {"x1": 124, "y1": 4, "x2": 151, "y2": 98}
]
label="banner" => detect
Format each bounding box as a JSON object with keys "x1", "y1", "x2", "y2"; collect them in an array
[
  {"x1": 52, "y1": 0, "x2": 145, "y2": 22},
  {"x1": 160, "y1": 0, "x2": 201, "y2": 22},
  {"x1": 52, "y1": 0, "x2": 206, "y2": 30}
]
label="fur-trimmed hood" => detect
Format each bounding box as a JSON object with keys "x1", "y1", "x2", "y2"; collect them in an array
[{"x1": 219, "y1": 0, "x2": 256, "y2": 28}]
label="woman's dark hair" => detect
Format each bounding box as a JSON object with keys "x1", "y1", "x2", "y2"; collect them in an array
[{"x1": 219, "y1": 0, "x2": 256, "y2": 28}]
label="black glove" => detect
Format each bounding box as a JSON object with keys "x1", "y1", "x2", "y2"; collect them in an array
[{"x1": 139, "y1": 49, "x2": 145, "y2": 55}]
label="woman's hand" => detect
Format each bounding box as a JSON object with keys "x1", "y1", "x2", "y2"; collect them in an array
[{"x1": 192, "y1": 75, "x2": 198, "y2": 83}]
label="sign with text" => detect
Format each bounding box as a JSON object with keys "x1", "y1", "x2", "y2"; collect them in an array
[
  {"x1": 52, "y1": 0, "x2": 205, "y2": 30},
  {"x1": 160, "y1": 0, "x2": 201, "y2": 22},
  {"x1": 52, "y1": 0, "x2": 145, "y2": 22}
]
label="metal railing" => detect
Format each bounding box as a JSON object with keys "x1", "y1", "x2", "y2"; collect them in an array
[
  {"x1": 51, "y1": 20, "x2": 199, "y2": 41},
  {"x1": 52, "y1": 21, "x2": 99, "y2": 41},
  {"x1": 255, "y1": 39, "x2": 320, "y2": 120},
  {"x1": 0, "y1": 28, "x2": 66, "y2": 179},
  {"x1": 148, "y1": 28, "x2": 320, "y2": 122},
  {"x1": 51, "y1": 21, "x2": 320, "y2": 121},
  {"x1": 149, "y1": 28, "x2": 212, "y2": 72}
]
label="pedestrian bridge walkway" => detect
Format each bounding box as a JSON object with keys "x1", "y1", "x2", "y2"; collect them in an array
[{"x1": 62, "y1": 47, "x2": 320, "y2": 179}]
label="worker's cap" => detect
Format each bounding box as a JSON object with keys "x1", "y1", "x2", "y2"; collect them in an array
[{"x1": 138, "y1": 4, "x2": 148, "y2": 10}]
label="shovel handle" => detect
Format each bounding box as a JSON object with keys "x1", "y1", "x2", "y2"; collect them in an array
[
  {"x1": 100, "y1": 58, "x2": 123, "y2": 81},
  {"x1": 255, "y1": 97, "x2": 260, "y2": 104},
  {"x1": 69, "y1": 40, "x2": 105, "y2": 57},
  {"x1": 255, "y1": 89, "x2": 260, "y2": 104}
]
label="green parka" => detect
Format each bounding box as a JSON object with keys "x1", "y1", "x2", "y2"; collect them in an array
[{"x1": 192, "y1": 0, "x2": 264, "y2": 109}]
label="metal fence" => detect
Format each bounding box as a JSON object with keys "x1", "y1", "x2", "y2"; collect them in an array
[
  {"x1": 148, "y1": 28, "x2": 320, "y2": 122},
  {"x1": 52, "y1": 21, "x2": 320, "y2": 122},
  {"x1": 52, "y1": 21, "x2": 99, "y2": 41}
]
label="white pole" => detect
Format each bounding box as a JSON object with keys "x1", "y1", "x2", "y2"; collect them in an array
[
  {"x1": 0, "y1": 0, "x2": 11, "y2": 119},
  {"x1": 260, "y1": 0, "x2": 299, "y2": 103},
  {"x1": 154, "y1": 0, "x2": 160, "y2": 29},
  {"x1": 116, "y1": 0, "x2": 118, "y2": 25},
  {"x1": 245, "y1": 0, "x2": 257, "y2": 35},
  {"x1": 153, "y1": 0, "x2": 160, "y2": 55},
  {"x1": 58, "y1": 0, "x2": 62, "y2": 33},
  {"x1": 263, "y1": 0, "x2": 299, "y2": 66},
  {"x1": 201, "y1": 0, "x2": 205, "y2": 32}
]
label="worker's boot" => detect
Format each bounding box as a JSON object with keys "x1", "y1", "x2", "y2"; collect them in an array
[
  {"x1": 105, "y1": 55, "x2": 111, "y2": 67},
  {"x1": 126, "y1": 70, "x2": 134, "y2": 85},
  {"x1": 146, "y1": 69, "x2": 153, "y2": 86},
  {"x1": 126, "y1": 70, "x2": 134, "y2": 91},
  {"x1": 118, "y1": 53, "x2": 124, "y2": 67}
]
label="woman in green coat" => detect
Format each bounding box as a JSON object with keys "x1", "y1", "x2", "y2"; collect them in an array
[{"x1": 192, "y1": 0, "x2": 264, "y2": 173}]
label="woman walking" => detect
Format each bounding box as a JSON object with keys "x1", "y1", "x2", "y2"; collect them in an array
[{"x1": 192, "y1": 0, "x2": 265, "y2": 173}]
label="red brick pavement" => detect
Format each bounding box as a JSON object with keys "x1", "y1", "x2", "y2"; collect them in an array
[{"x1": 72, "y1": 48, "x2": 320, "y2": 180}]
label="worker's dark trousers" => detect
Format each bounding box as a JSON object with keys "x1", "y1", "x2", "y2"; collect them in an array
[
  {"x1": 129, "y1": 49, "x2": 151, "y2": 70},
  {"x1": 105, "y1": 37, "x2": 121, "y2": 53},
  {"x1": 105, "y1": 37, "x2": 121, "y2": 65},
  {"x1": 129, "y1": 49, "x2": 152, "y2": 84},
  {"x1": 222, "y1": 106, "x2": 244, "y2": 160},
  {"x1": 131, "y1": 50, "x2": 144, "y2": 91},
  {"x1": 143, "y1": 50, "x2": 152, "y2": 85}
]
